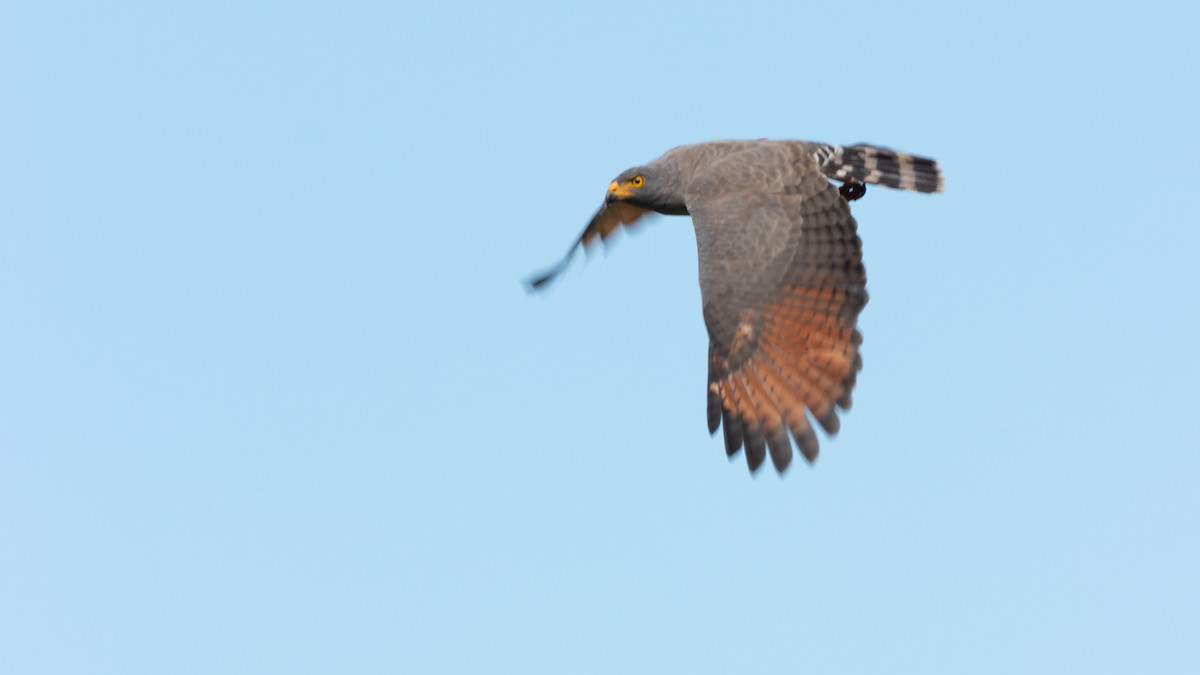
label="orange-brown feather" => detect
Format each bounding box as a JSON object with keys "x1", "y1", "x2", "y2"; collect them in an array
[
  {"x1": 760, "y1": 318, "x2": 850, "y2": 407},
  {"x1": 580, "y1": 202, "x2": 650, "y2": 249},
  {"x1": 728, "y1": 372, "x2": 768, "y2": 471}
]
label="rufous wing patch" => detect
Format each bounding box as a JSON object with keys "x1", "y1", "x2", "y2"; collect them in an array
[
  {"x1": 581, "y1": 201, "x2": 651, "y2": 249},
  {"x1": 707, "y1": 285, "x2": 863, "y2": 472},
  {"x1": 525, "y1": 201, "x2": 654, "y2": 291}
]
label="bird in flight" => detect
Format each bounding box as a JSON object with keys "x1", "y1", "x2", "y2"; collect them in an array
[{"x1": 527, "y1": 140, "x2": 943, "y2": 474}]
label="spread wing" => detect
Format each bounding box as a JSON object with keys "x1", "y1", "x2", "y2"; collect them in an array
[
  {"x1": 525, "y1": 201, "x2": 652, "y2": 290},
  {"x1": 689, "y1": 149, "x2": 867, "y2": 474}
]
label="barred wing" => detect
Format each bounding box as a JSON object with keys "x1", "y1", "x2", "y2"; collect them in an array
[{"x1": 690, "y1": 158, "x2": 866, "y2": 474}]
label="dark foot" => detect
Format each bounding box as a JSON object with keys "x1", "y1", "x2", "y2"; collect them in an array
[{"x1": 839, "y1": 181, "x2": 866, "y2": 201}]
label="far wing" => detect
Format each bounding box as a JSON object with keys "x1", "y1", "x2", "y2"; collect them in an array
[{"x1": 525, "y1": 201, "x2": 652, "y2": 291}]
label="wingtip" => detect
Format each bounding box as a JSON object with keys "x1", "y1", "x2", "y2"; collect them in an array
[
  {"x1": 523, "y1": 257, "x2": 571, "y2": 293},
  {"x1": 523, "y1": 271, "x2": 555, "y2": 293},
  {"x1": 706, "y1": 385, "x2": 722, "y2": 435}
]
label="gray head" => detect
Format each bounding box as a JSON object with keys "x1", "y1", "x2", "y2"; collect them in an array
[{"x1": 604, "y1": 157, "x2": 685, "y2": 214}]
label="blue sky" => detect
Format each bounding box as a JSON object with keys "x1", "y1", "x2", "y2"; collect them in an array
[{"x1": 2, "y1": 1, "x2": 1198, "y2": 673}]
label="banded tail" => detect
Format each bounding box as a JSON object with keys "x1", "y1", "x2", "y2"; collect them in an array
[{"x1": 817, "y1": 143, "x2": 944, "y2": 194}]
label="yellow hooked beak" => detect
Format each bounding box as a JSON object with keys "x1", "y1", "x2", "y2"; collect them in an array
[{"x1": 606, "y1": 180, "x2": 637, "y2": 203}]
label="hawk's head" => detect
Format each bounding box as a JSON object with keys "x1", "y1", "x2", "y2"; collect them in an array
[
  {"x1": 606, "y1": 168, "x2": 649, "y2": 204},
  {"x1": 605, "y1": 163, "x2": 685, "y2": 216}
]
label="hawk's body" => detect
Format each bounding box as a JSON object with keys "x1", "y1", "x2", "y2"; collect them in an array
[{"x1": 529, "y1": 140, "x2": 943, "y2": 474}]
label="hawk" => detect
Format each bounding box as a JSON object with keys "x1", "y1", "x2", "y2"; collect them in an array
[{"x1": 527, "y1": 140, "x2": 943, "y2": 474}]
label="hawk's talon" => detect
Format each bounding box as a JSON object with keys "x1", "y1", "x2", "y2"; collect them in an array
[{"x1": 839, "y1": 181, "x2": 866, "y2": 201}]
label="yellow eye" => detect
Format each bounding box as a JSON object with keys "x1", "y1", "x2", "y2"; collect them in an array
[{"x1": 631, "y1": 175, "x2": 645, "y2": 188}]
